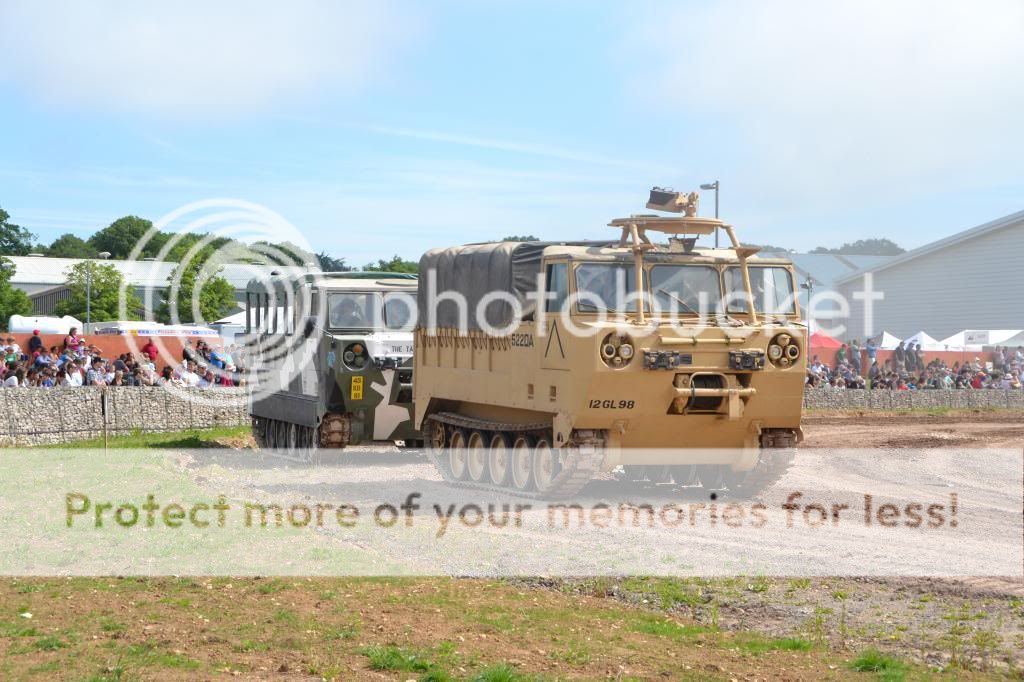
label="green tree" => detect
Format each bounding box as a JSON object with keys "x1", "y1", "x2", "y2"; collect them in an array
[
  {"x1": 157, "y1": 255, "x2": 236, "y2": 324},
  {"x1": 810, "y1": 238, "x2": 905, "y2": 256},
  {"x1": 316, "y1": 251, "x2": 350, "y2": 272},
  {"x1": 0, "y1": 258, "x2": 33, "y2": 330},
  {"x1": 746, "y1": 243, "x2": 793, "y2": 253},
  {"x1": 0, "y1": 207, "x2": 36, "y2": 256},
  {"x1": 503, "y1": 235, "x2": 539, "y2": 242},
  {"x1": 88, "y1": 215, "x2": 156, "y2": 259},
  {"x1": 46, "y1": 233, "x2": 95, "y2": 258},
  {"x1": 363, "y1": 255, "x2": 418, "y2": 273},
  {"x1": 55, "y1": 261, "x2": 142, "y2": 322}
]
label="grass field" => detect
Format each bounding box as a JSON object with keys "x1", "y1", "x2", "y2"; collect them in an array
[
  {"x1": 34, "y1": 425, "x2": 252, "y2": 450},
  {"x1": 0, "y1": 576, "x2": 968, "y2": 681}
]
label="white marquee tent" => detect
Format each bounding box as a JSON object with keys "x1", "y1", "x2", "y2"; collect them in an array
[
  {"x1": 902, "y1": 331, "x2": 945, "y2": 351},
  {"x1": 998, "y1": 331, "x2": 1024, "y2": 348},
  {"x1": 7, "y1": 314, "x2": 83, "y2": 334},
  {"x1": 938, "y1": 329, "x2": 1023, "y2": 352},
  {"x1": 868, "y1": 331, "x2": 902, "y2": 349}
]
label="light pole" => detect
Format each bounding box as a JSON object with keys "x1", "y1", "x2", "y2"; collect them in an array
[
  {"x1": 85, "y1": 252, "x2": 111, "y2": 328},
  {"x1": 800, "y1": 274, "x2": 814, "y2": 334},
  {"x1": 700, "y1": 181, "x2": 720, "y2": 247}
]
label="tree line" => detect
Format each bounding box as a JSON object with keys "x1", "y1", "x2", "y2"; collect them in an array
[{"x1": 0, "y1": 206, "x2": 422, "y2": 328}]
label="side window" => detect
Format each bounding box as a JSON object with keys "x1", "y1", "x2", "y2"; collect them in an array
[{"x1": 545, "y1": 263, "x2": 568, "y2": 313}]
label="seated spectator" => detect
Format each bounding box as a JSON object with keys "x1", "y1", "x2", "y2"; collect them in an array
[
  {"x1": 86, "y1": 359, "x2": 107, "y2": 386},
  {"x1": 177, "y1": 361, "x2": 200, "y2": 387},
  {"x1": 3, "y1": 367, "x2": 24, "y2": 387},
  {"x1": 63, "y1": 327, "x2": 83, "y2": 354}
]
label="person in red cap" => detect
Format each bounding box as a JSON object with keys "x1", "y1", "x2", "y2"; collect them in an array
[
  {"x1": 28, "y1": 330, "x2": 43, "y2": 354},
  {"x1": 141, "y1": 338, "x2": 159, "y2": 362}
]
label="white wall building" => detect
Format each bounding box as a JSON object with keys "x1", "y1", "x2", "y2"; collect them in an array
[
  {"x1": 834, "y1": 210, "x2": 1024, "y2": 341},
  {"x1": 5, "y1": 256, "x2": 311, "y2": 315}
]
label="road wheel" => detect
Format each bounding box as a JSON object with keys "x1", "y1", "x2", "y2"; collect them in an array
[
  {"x1": 488, "y1": 433, "x2": 510, "y2": 486},
  {"x1": 696, "y1": 464, "x2": 746, "y2": 491},
  {"x1": 622, "y1": 465, "x2": 645, "y2": 481},
  {"x1": 532, "y1": 438, "x2": 558, "y2": 494},
  {"x1": 426, "y1": 421, "x2": 446, "y2": 454},
  {"x1": 285, "y1": 422, "x2": 299, "y2": 459},
  {"x1": 301, "y1": 425, "x2": 318, "y2": 464},
  {"x1": 645, "y1": 465, "x2": 673, "y2": 484},
  {"x1": 670, "y1": 465, "x2": 699, "y2": 486},
  {"x1": 466, "y1": 430, "x2": 488, "y2": 483},
  {"x1": 448, "y1": 429, "x2": 469, "y2": 480},
  {"x1": 510, "y1": 435, "x2": 534, "y2": 491},
  {"x1": 266, "y1": 419, "x2": 279, "y2": 448}
]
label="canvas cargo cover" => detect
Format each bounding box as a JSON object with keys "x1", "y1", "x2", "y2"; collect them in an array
[{"x1": 417, "y1": 241, "x2": 550, "y2": 331}]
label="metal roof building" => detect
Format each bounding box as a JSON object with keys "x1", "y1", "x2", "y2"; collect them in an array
[
  {"x1": 759, "y1": 251, "x2": 893, "y2": 326},
  {"x1": 5, "y1": 256, "x2": 311, "y2": 315},
  {"x1": 833, "y1": 210, "x2": 1024, "y2": 341}
]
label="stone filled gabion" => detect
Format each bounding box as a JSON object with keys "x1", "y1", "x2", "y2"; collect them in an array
[
  {"x1": 0, "y1": 386, "x2": 249, "y2": 446},
  {"x1": 804, "y1": 388, "x2": 1024, "y2": 411}
]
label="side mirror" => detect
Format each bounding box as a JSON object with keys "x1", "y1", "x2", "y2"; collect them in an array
[{"x1": 303, "y1": 317, "x2": 318, "y2": 339}]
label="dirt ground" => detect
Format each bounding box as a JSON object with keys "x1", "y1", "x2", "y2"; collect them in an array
[
  {"x1": 1, "y1": 411, "x2": 1021, "y2": 680},
  {"x1": 800, "y1": 411, "x2": 1024, "y2": 449}
]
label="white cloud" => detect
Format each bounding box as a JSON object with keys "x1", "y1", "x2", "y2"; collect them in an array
[
  {"x1": 628, "y1": 1, "x2": 1024, "y2": 200},
  {"x1": 363, "y1": 124, "x2": 675, "y2": 172},
  {"x1": 0, "y1": 1, "x2": 416, "y2": 117}
]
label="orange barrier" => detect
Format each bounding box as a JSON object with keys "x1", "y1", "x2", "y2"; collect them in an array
[{"x1": 2, "y1": 333, "x2": 225, "y2": 370}]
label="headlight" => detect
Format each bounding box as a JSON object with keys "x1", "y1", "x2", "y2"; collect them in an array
[
  {"x1": 768, "y1": 333, "x2": 801, "y2": 368},
  {"x1": 343, "y1": 342, "x2": 369, "y2": 369},
  {"x1": 599, "y1": 333, "x2": 634, "y2": 368}
]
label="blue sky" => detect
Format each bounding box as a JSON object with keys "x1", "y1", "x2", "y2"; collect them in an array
[{"x1": 1, "y1": 0, "x2": 1022, "y2": 265}]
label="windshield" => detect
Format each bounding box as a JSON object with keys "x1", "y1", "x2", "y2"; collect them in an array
[
  {"x1": 574, "y1": 263, "x2": 644, "y2": 313},
  {"x1": 650, "y1": 265, "x2": 722, "y2": 315},
  {"x1": 328, "y1": 293, "x2": 382, "y2": 328},
  {"x1": 383, "y1": 292, "x2": 417, "y2": 331},
  {"x1": 725, "y1": 266, "x2": 796, "y2": 314}
]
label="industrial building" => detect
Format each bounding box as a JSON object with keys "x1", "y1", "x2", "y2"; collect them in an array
[{"x1": 834, "y1": 209, "x2": 1024, "y2": 341}]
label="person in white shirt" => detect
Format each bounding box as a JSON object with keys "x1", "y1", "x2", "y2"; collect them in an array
[
  {"x1": 178, "y1": 361, "x2": 200, "y2": 387},
  {"x1": 65, "y1": 361, "x2": 84, "y2": 387}
]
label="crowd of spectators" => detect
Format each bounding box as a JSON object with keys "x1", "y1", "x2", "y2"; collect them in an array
[
  {"x1": 807, "y1": 338, "x2": 1024, "y2": 390},
  {"x1": 0, "y1": 328, "x2": 248, "y2": 388}
]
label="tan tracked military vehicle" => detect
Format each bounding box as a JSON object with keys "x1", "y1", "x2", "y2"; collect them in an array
[{"x1": 414, "y1": 188, "x2": 806, "y2": 498}]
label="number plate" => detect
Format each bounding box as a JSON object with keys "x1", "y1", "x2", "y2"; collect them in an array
[{"x1": 351, "y1": 376, "x2": 364, "y2": 400}]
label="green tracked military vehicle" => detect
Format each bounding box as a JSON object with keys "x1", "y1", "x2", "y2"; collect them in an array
[{"x1": 246, "y1": 271, "x2": 421, "y2": 458}]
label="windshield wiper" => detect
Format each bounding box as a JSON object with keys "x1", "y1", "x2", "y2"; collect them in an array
[{"x1": 656, "y1": 288, "x2": 704, "y2": 316}]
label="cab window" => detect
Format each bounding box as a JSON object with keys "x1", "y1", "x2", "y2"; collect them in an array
[
  {"x1": 383, "y1": 292, "x2": 417, "y2": 331},
  {"x1": 574, "y1": 263, "x2": 645, "y2": 313},
  {"x1": 328, "y1": 293, "x2": 382, "y2": 328},
  {"x1": 725, "y1": 266, "x2": 797, "y2": 314},
  {"x1": 545, "y1": 263, "x2": 568, "y2": 312},
  {"x1": 650, "y1": 265, "x2": 722, "y2": 315}
]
